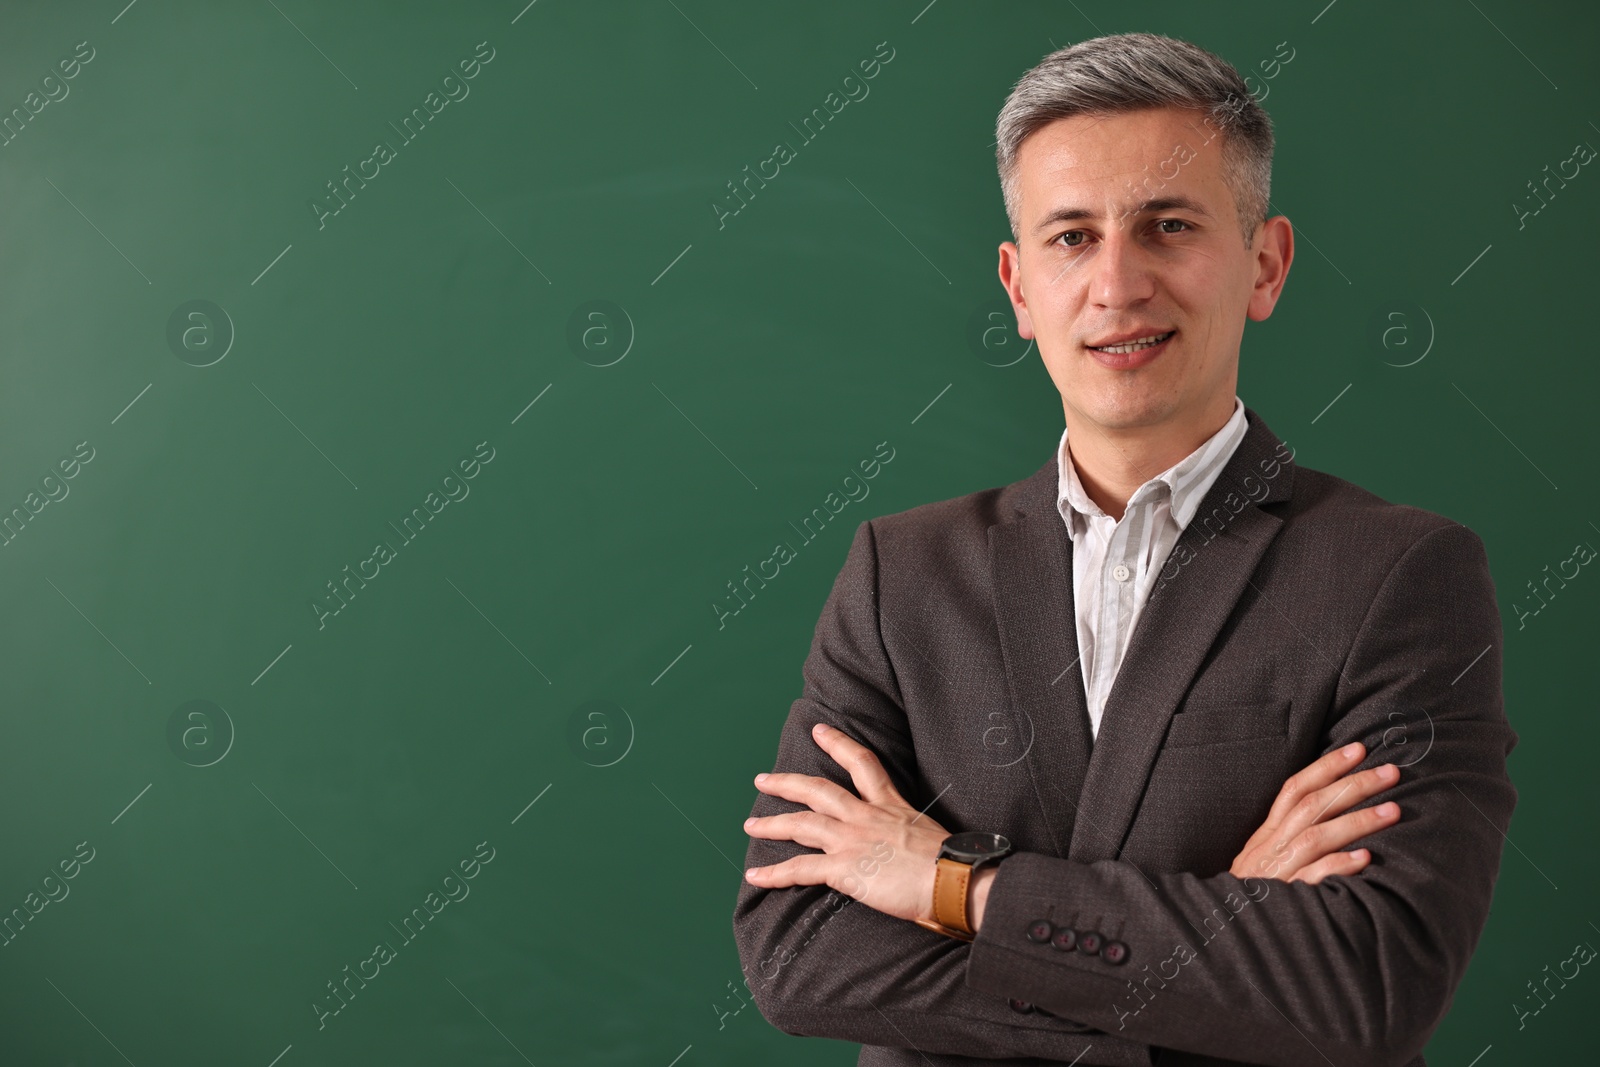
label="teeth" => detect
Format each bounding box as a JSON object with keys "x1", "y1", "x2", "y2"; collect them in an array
[{"x1": 1091, "y1": 331, "x2": 1172, "y2": 354}]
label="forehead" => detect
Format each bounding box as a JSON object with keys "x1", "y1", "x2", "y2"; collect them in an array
[{"x1": 1015, "y1": 106, "x2": 1232, "y2": 222}]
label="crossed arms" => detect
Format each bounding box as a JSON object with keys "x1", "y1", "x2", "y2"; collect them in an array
[{"x1": 732, "y1": 518, "x2": 1518, "y2": 1067}]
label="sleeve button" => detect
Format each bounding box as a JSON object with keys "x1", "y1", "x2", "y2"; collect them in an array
[
  {"x1": 1008, "y1": 998, "x2": 1036, "y2": 1014},
  {"x1": 1102, "y1": 940, "x2": 1130, "y2": 965},
  {"x1": 1078, "y1": 930, "x2": 1103, "y2": 955},
  {"x1": 1050, "y1": 927, "x2": 1078, "y2": 952},
  {"x1": 1025, "y1": 919, "x2": 1054, "y2": 943}
]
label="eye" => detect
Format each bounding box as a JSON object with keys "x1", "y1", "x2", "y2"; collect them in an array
[
  {"x1": 1155, "y1": 218, "x2": 1191, "y2": 234},
  {"x1": 1053, "y1": 231, "x2": 1087, "y2": 248}
]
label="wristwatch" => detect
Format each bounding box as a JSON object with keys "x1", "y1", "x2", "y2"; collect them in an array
[{"x1": 912, "y1": 831, "x2": 1013, "y2": 942}]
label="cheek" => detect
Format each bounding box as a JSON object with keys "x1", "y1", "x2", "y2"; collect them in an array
[
  {"x1": 1034, "y1": 249, "x2": 1092, "y2": 293},
  {"x1": 1019, "y1": 291, "x2": 1063, "y2": 347},
  {"x1": 1186, "y1": 248, "x2": 1251, "y2": 308},
  {"x1": 1022, "y1": 264, "x2": 1085, "y2": 334},
  {"x1": 1158, "y1": 259, "x2": 1228, "y2": 334},
  {"x1": 1159, "y1": 263, "x2": 1212, "y2": 309}
]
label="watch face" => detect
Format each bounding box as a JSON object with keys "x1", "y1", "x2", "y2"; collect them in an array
[{"x1": 941, "y1": 830, "x2": 1012, "y2": 864}]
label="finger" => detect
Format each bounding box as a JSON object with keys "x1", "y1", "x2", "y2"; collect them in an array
[
  {"x1": 754, "y1": 771, "x2": 863, "y2": 819},
  {"x1": 1238, "y1": 747, "x2": 1366, "y2": 859},
  {"x1": 1275, "y1": 765, "x2": 1400, "y2": 846},
  {"x1": 1286, "y1": 848, "x2": 1371, "y2": 886},
  {"x1": 744, "y1": 852, "x2": 834, "y2": 890},
  {"x1": 1254, "y1": 801, "x2": 1399, "y2": 879},
  {"x1": 1260, "y1": 742, "x2": 1368, "y2": 832},
  {"x1": 743, "y1": 811, "x2": 838, "y2": 851},
  {"x1": 811, "y1": 723, "x2": 903, "y2": 807},
  {"x1": 1294, "y1": 801, "x2": 1401, "y2": 859}
]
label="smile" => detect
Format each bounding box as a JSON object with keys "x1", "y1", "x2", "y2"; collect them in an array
[{"x1": 1087, "y1": 330, "x2": 1176, "y2": 354}]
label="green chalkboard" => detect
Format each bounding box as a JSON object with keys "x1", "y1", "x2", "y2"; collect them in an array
[{"x1": 0, "y1": 1, "x2": 1594, "y2": 1064}]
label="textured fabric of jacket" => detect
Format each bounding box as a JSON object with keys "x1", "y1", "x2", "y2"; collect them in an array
[{"x1": 732, "y1": 406, "x2": 1517, "y2": 1067}]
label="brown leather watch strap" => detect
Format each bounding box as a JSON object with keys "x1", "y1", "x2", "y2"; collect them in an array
[{"x1": 932, "y1": 856, "x2": 974, "y2": 934}]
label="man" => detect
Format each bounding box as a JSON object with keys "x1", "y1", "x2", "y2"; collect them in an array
[{"x1": 731, "y1": 32, "x2": 1517, "y2": 1067}]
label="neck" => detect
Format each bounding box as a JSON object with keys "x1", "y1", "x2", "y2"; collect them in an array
[{"x1": 1064, "y1": 399, "x2": 1235, "y2": 522}]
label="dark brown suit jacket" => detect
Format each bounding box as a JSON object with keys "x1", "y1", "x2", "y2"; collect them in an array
[{"x1": 732, "y1": 406, "x2": 1517, "y2": 1067}]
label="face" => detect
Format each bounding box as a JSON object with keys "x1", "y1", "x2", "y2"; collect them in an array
[{"x1": 997, "y1": 106, "x2": 1292, "y2": 438}]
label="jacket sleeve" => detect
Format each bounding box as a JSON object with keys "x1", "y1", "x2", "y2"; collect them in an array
[
  {"x1": 731, "y1": 519, "x2": 1155, "y2": 1065},
  {"x1": 965, "y1": 521, "x2": 1520, "y2": 1067}
]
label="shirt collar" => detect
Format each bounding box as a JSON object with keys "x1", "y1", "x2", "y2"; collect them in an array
[{"x1": 1056, "y1": 395, "x2": 1248, "y2": 534}]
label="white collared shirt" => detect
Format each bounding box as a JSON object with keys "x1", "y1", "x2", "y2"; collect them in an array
[{"x1": 1056, "y1": 396, "x2": 1249, "y2": 739}]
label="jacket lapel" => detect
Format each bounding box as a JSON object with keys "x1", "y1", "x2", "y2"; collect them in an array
[
  {"x1": 989, "y1": 406, "x2": 1296, "y2": 862},
  {"x1": 989, "y1": 495, "x2": 1095, "y2": 859}
]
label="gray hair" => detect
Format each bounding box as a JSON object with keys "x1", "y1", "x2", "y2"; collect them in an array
[{"x1": 995, "y1": 32, "x2": 1274, "y2": 247}]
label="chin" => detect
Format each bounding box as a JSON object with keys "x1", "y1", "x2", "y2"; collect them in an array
[{"x1": 1070, "y1": 391, "x2": 1175, "y2": 431}]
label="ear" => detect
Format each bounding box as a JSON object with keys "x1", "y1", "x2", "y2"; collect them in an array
[
  {"x1": 997, "y1": 241, "x2": 1035, "y2": 338},
  {"x1": 1246, "y1": 216, "x2": 1294, "y2": 322}
]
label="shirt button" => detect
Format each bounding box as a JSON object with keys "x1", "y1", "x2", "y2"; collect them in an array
[{"x1": 1112, "y1": 563, "x2": 1130, "y2": 582}]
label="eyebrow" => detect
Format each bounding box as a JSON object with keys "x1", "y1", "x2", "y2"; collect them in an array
[{"x1": 1032, "y1": 195, "x2": 1215, "y2": 236}]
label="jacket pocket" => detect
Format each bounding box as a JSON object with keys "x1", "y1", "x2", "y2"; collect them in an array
[{"x1": 1161, "y1": 697, "x2": 1291, "y2": 748}]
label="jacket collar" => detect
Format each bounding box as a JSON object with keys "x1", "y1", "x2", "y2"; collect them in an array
[{"x1": 987, "y1": 405, "x2": 1295, "y2": 862}]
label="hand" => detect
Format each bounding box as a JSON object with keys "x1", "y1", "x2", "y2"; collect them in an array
[
  {"x1": 743, "y1": 722, "x2": 952, "y2": 926},
  {"x1": 1230, "y1": 741, "x2": 1402, "y2": 884}
]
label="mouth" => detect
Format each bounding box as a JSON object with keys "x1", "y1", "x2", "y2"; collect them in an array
[{"x1": 1088, "y1": 329, "x2": 1177, "y2": 355}]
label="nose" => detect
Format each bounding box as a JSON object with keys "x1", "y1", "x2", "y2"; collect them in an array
[{"x1": 1089, "y1": 224, "x2": 1157, "y2": 309}]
